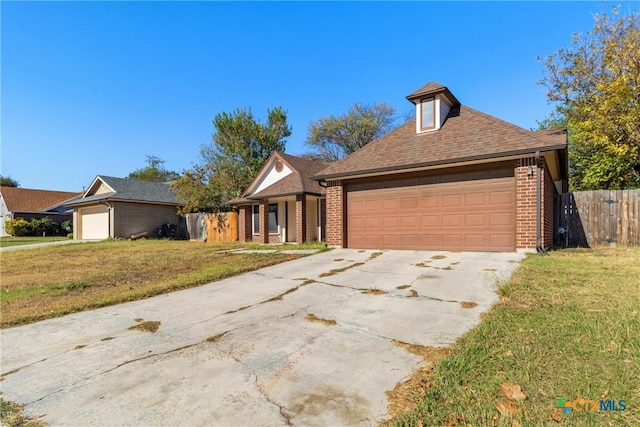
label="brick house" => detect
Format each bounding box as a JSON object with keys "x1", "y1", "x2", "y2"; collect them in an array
[
  {"x1": 312, "y1": 82, "x2": 568, "y2": 252},
  {"x1": 229, "y1": 152, "x2": 327, "y2": 244},
  {"x1": 65, "y1": 176, "x2": 180, "y2": 240},
  {"x1": 0, "y1": 187, "x2": 82, "y2": 236}
]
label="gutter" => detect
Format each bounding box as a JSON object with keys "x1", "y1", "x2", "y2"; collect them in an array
[{"x1": 99, "y1": 200, "x2": 113, "y2": 238}]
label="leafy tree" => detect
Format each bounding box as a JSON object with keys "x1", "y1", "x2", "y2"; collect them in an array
[
  {"x1": 304, "y1": 102, "x2": 397, "y2": 162},
  {"x1": 539, "y1": 8, "x2": 640, "y2": 190},
  {"x1": 172, "y1": 107, "x2": 291, "y2": 213},
  {"x1": 127, "y1": 155, "x2": 179, "y2": 182},
  {"x1": 0, "y1": 175, "x2": 19, "y2": 187}
]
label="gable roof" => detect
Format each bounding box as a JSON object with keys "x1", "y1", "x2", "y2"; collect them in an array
[
  {"x1": 313, "y1": 103, "x2": 567, "y2": 181},
  {"x1": 65, "y1": 176, "x2": 178, "y2": 206},
  {"x1": 229, "y1": 152, "x2": 327, "y2": 204},
  {"x1": 0, "y1": 187, "x2": 82, "y2": 212}
]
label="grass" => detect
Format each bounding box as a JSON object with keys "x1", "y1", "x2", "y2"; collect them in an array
[
  {"x1": 0, "y1": 240, "x2": 308, "y2": 328},
  {"x1": 0, "y1": 399, "x2": 44, "y2": 427},
  {"x1": 390, "y1": 247, "x2": 640, "y2": 426},
  {"x1": 0, "y1": 236, "x2": 69, "y2": 248}
]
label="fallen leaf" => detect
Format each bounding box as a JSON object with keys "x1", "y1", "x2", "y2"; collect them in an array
[
  {"x1": 602, "y1": 390, "x2": 609, "y2": 399},
  {"x1": 505, "y1": 350, "x2": 514, "y2": 357},
  {"x1": 500, "y1": 382, "x2": 527, "y2": 401},
  {"x1": 417, "y1": 420, "x2": 423, "y2": 427},
  {"x1": 550, "y1": 410, "x2": 563, "y2": 422},
  {"x1": 495, "y1": 400, "x2": 518, "y2": 417},
  {"x1": 512, "y1": 420, "x2": 522, "y2": 427}
]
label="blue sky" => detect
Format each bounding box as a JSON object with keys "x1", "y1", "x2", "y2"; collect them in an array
[{"x1": 2, "y1": 1, "x2": 635, "y2": 192}]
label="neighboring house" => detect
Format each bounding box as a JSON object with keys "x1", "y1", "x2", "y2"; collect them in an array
[
  {"x1": 65, "y1": 176, "x2": 180, "y2": 240},
  {"x1": 0, "y1": 186, "x2": 82, "y2": 237},
  {"x1": 229, "y1": 152, "x2": 327, "y2": 244},
  {"x1": 312, "y1": 82, "x2": 568, "y2": 252}
]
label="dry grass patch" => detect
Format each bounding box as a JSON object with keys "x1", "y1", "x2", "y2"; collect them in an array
[
  {"x1": 396, "y1": 285, "x2": 410, "y2": 290},
  {"x1": 431, "y1": 255, "x2": 447, "y2": 260},
  {"x1": 460, "y1": 301, "x2": 478, "y2": 309},
  {"x1": 128, "y1": 319, "x2": 160, "y2": 333},
  {"x1": 1, "y1": 240, "x2": 303, "y2": 327},
  {"x1": 305, "y1": 313, "x2": 337, "y2": 326},
  {"x1": 385, "y1": 341, "x2": 451, "y2": 420},
  {"x1": 0, "y1": 399, "x2": 45, "y2": 427},
  {"x1": 318, "y1": 262, "x2": 364, "y2": 277},
  {"x1": 362, "y1": 288, "x2": 387, "y2": 295},
  {"x1": 369, "y1": 251, "x2": 383, "y2": 259},
  {"x1": 205, "y1": 331, "x2": 228, "y2": 343}
]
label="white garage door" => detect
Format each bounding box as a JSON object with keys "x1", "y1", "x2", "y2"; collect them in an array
[{"x1": 81, "y1": 206, "x2": 109, "y2": 240}]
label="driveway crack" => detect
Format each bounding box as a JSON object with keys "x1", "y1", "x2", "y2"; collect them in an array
[{"x1": 252, "y1": 373, "x2": 294, "y2": 426}]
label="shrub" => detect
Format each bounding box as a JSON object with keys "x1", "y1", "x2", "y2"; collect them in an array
[{"x1": 5, "y1": 218, "x2": 30, "y2": 236}]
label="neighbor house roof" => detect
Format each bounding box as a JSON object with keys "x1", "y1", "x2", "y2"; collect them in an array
[
  {"x1": 0, "y1": 186, "x2": 83, "y2": 213},
  {"x1": 229, "y1": 152, "x2": 328, "y2": 204},
  {"x1": 65, "y1": 176, "x2": 178, "y2": 207},
  {"x1": 313, "y1": 104, "x2": 567, "y2": 181}
]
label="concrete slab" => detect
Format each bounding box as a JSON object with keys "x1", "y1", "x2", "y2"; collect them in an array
[{"x1": 0, "y1": 249, "x2": 524, "y2": 426}]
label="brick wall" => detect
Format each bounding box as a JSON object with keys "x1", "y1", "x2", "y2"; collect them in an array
[
  {"x1": 325, "y1": 182, "x2": 343, "y2": 247},
  {"x1": 238, "y1": 205, "x2": 252, "y2": 242},
  {"x1": 259, "y1": 200, "x2": 269, "y2": 244},
  {"x1": 515, "y1": 157, "x2": 554, "y2": 250},
  {"x1": 295, "y1": 194, "x2": 307, "y2": 244}
]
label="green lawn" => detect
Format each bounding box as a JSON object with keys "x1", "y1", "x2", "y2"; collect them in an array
[
  {"x1": 390, "y1": 247, "x2": 639, "y2": 426},
  {"x1": 0, "y1": 236, "x2": 70, "y2": 247}
]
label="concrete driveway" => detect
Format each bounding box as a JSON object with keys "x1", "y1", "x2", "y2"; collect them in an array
[{"x1": 0, "y1": 249, "x2": 523, "y2": 426}]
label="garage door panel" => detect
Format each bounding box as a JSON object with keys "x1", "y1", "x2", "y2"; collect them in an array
[
  {"x1": 442, "y1": 214, "x2": 463, "y2": 227},
  {"x1": 347, "y1": 167, "x2": 516, "y2": 251}
]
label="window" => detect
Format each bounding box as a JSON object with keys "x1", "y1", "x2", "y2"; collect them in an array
[
  {"x1": 420, "y1": 97, "x2": 435, "y2": 131},
  {"x1": 252, "y1": 205, "x2": 259, "y2": 235},
  {"x1": 252, "y1": 203, "x2": 279, "y2": 235},
  {"x1": 268, "y1": 203, "x2": 278, "y2": 234}
]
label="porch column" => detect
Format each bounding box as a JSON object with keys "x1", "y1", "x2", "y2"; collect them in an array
[
  {"x1": 259, "y1": 199, "x2": 269, "y2": 244},
  {"x1": 237, "y1": 205, "x2": 252, "y2": 242},
  {"x1": 296, "y1": 194, "x2": 307, "y2": 244}
]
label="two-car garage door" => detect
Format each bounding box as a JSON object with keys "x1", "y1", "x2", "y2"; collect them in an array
[{"x1": 346, "y1": 168, "x2": 516, "y2": 251}]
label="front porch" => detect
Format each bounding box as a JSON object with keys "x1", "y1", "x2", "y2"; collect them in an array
[{"x1": 237, "y1": 195, "x2": 326, "y2": 244}]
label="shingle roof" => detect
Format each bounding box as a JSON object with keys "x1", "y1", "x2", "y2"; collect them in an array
[
  {"x1": 65, "y1": 176, "x2": 178, "y2": 206},
  {"x1": 405, "y1": 81, "x2": 460, "y2": 105},
  {"x1": 313, "y1": 104, "x2": 567, "y2": 181},
  {"x1": 0, "y1": 187, "x2": 83, "y2": 212},
  {"x1": 229, "y1": 152, "x2": 328, "y2": 204}
]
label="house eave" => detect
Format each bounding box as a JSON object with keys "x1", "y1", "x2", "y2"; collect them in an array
[{"x1": 313, "y1": 145, "x2": 567, "y2": 182}]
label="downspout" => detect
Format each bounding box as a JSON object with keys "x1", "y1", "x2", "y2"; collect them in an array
[
  {"x1": 535, "y1": 151, "x2": 544, "y2": 253},
  {"x1": 100, "y1": 200, "x2": 112, "y2": 238}
]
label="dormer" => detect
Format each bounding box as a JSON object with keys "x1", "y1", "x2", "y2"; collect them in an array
[{"x1": 406, "y1": 82, "x2": 460, "y2": 134}]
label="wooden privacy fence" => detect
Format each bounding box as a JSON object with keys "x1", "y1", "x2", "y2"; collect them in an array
[
  {"x1": 558, "y1": 190, "x2": 640, "y2": 247},
  {"x1": 184, "y1": 212, "x2": 238, "y2": 242}
]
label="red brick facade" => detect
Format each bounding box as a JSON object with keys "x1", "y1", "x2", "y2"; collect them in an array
[
  {"x1": 514, "y1": 157, "x2": 555, "y2": 250},
  {"x1": 325, "y1": 182, "x2": 343, "y2": 247},
  {"x1": 295, "y1": 194, "x2": 307, "y2": 244},
  {"x1": 259, "y1": 200, "x2": 269, "y2": 244},
  {"x1": 238, "y1": 205, "x2": 252, "y2": 242}
]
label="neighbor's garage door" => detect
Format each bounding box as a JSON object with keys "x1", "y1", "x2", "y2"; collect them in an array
[
  {"x1": 346, "y1": 168, "x2": 515, "y2": 251},
  {"x1": 80, "y1": 206, "x2": 109, "y2": 240}
]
